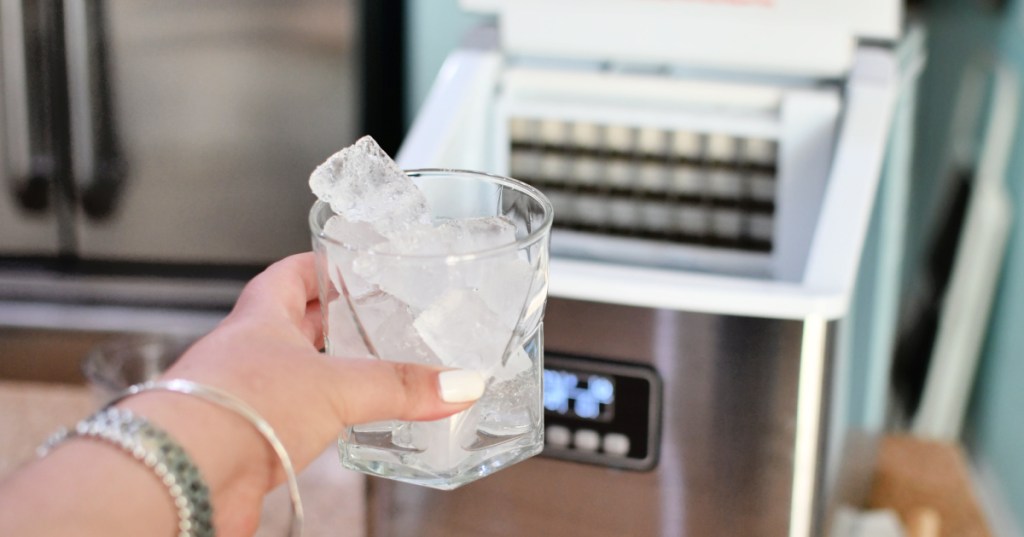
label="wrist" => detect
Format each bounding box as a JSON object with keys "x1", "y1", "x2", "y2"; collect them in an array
[{"x1": 119, "y1": 391, "x2": 276, "y2": 536}]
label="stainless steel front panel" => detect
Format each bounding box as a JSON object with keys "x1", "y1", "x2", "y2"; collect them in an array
[
  {"x1": 367, "y1": 298, "x2": 835, "y2": 537},
  {"x1": 0, "y1": 191, "x2": 57, "y2": 255},
  {"x1": 76, "y1": 0, "x2": 358, "y2": 264}
]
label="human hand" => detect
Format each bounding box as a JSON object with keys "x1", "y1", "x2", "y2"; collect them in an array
[
  {"x1": 122, "y1": 252, "x2": 483, "y2": 535},
  {"x1": 0, "y1": 253, "x2": 484, "y2": 537}
]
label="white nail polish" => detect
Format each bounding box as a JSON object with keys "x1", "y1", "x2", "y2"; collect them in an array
[{"x1": 438, "y1": 370, "x2": 485, "y2": 403}]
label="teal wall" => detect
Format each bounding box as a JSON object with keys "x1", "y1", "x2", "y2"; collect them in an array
[
  {"x1": 964, "y1": 0, "x2": 1024, "y2": 528},
  {"x1": 895, "y1": 0, "x2": 1024, "y2": 527},
  {"x1": 903, "y1": 4, "x2": 1000, "y2": 290},
  {"x1": 904, "y1": 0, "x2": 1023, "y2": 528}
]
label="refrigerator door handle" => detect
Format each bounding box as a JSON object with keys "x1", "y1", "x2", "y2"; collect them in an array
[
  {"x1": 1, "y1": 0, "x2": 49, "y2": 212},
  {"x1": 64, "y1": 0, "x2": 126, "y2": 219}
]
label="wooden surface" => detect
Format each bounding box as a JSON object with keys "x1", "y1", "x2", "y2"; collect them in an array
[
  {"x1": 869, "y1": 435, "x2": 992, "y2": 537},
  {"x1": 0, "y1": 380, "x2": 365, "y2": 537},
  {"x1": 0, "y1": 380, "x2": 97, "y2": 476},
  {"x1": 0, "y1": 329, "x2": 116, "y2": 384}
]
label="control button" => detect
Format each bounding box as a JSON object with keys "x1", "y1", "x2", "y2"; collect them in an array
[
  {"x1": 573, "y1": 429, "x2": 600, "y2": 452},
  {"x1": 545, "y1": 425, "x2": 571, "y2": 448},
  {"x1": 603, "y1": 433, "x2": 631, "y2": 457}
]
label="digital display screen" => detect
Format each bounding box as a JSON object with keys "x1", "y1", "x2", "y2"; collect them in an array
[{"x1": 543, "y1": 368, "x2": 615, "y2": 422}]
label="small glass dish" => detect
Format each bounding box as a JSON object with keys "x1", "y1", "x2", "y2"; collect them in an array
[{"x1": 82, "y1": 334, "x2": 194, "y2": 406}]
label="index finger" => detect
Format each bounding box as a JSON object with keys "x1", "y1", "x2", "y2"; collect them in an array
[{"x1": 233, "y1": 252, "x2": 319, "y2": 325}]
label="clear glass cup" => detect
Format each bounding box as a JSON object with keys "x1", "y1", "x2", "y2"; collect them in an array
[
  {"x1": 82, "y1": 334, "x2": 194, "y2": 407},
  {"x1": 310, "y1": 169, "x2": 553, "y2": 490}
]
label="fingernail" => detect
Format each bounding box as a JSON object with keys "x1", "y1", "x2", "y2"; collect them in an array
[{"x1": 438, "y1": 370, "x2": 485, "y2": 403}]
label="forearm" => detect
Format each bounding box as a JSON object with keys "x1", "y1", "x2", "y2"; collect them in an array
[{"x1": 0, "y1": 392, "x2": 277, "y2": 537}]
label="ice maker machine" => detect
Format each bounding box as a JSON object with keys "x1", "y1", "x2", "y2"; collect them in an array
[{"x1": 371, "y1": 1, "x2": 919, "y2": 535}]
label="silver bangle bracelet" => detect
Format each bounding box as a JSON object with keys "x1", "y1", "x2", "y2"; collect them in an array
[
  {"x1": 39, "y1": 407, "x2": 215, "y2": 537},
  {"x1": 112, "y1": 379, "x2": 304, "y2": 537}
]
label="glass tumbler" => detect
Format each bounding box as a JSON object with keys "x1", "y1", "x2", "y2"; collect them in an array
[{"x1": 310, "y1": 169, "x2": 553, "y2": 490}]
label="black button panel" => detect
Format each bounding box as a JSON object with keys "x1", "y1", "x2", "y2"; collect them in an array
[{"x1": 541, "y1": 353, "x2": 662, "y2": 471}]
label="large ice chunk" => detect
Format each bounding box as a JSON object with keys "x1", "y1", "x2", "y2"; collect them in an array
[
  {"x1": 309, "y1": 135, "x2": 430, "y2": 233},
  {"x1": 413, "y1": 289, "x2": 513, "y2": 372}
]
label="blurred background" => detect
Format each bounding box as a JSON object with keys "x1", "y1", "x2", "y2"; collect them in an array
[{"x1": 2, "y1": 0, "x2": 1023, "y2": 535}]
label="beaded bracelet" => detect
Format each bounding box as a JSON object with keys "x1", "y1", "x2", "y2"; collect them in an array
[
  {"x1": 113, "y1": 380, "x2": 304, "y2": 537},
  {"x1": 38, "y1": 407, "x2": 214, "y2": 537},
  {"x1": 40, "y1": 379, "x2": 304, "y2": 537}
]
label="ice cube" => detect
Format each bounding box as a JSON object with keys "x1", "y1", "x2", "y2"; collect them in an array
[
  {"x1": 322, "y1": 215, "x2": 385, "y2": 297},
  {"x1": 351, "y1": 216, "x2": 524, "y2": 311},
  {"x1": 491, "y1": 345, "x2": 533, "y2": 382},
  {"x1": 373, "y1": 313, "x2": 442, "y2": 366},
  {"x1": 323, "y1": 214, "x2": 387, "y2": 250},
  {"x1": 352, "y1": 290, "x2": 441, "y2": 366},
  {"x1": 325, "y1": 299, "x2": 372, "y2": 358},
  {"x1": 413, "y1": 289, "x2": 513, "y2": 372},
  {"x1": 351, "y1": 254, "x2": 447, "y2": 311},
  {"x1": 477, "y1": 384, "x2": 536, "y2": 436},
  {"x1": 476, "y1": 344, "x2": 538, "y2": 436},
  {"x1": 454, "y1": 255, "x2": 534, "y2": 335},
  {"x1": 309, "y1": 135, "x2": 431, "y2": 233},
  {"x1": 438, "y1": 216, "x2": 518, "y2": 254},
  {"x1": 374, "y1": 216, "x2": 517, "y2": 256},
  {"x1": 510, "y1": 250, "x2": 549, "y2": 347},
  {"x1": 407, "y1": 406, "x2": 481, "y2": 471}
]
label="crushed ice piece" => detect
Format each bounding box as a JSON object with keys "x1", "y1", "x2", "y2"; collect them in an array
[
  {"x1": 413, "y1": 289, "x2": 513, "y2": 372},
  {"x1": 476, "y1": 346, "x2": 538, "y2": 435},
  {"x1": 309, "y1": 135, "x2": 430, "y2": 233}
]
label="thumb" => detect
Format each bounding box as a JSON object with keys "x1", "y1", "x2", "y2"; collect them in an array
[{"x1": 322, "y1": 357, "x2": 486, "y2": 426}]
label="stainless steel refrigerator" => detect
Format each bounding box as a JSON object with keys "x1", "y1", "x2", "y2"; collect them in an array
[{"x1": 0, "y1": 0, "x2": 404, "y2": 308}]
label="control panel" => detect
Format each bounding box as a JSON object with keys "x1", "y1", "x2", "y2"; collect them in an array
[{"x1": 541, "y1": 353, "x2": 662, "y2": 471}]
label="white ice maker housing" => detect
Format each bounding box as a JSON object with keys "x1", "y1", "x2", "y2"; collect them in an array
[{"x1": 398, "y1": 46, "x2": 899, "y2": 322}]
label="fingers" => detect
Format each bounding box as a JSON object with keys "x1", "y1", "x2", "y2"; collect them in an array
[
  {"x1": 234, "y1": 252, "x2": 321, "y2": 333},
  {"x1": 321, "y1": 358, "x2": 485, "y2": 425}
]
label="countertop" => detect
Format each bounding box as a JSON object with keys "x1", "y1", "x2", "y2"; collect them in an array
[{"x1": 0, "y1": 380, "x2": 365, "y2": 537}]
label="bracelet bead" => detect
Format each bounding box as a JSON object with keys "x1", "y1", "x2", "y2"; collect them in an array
[{"x1": 39, "y1": 407, "x2": 214, "y2": 537}]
